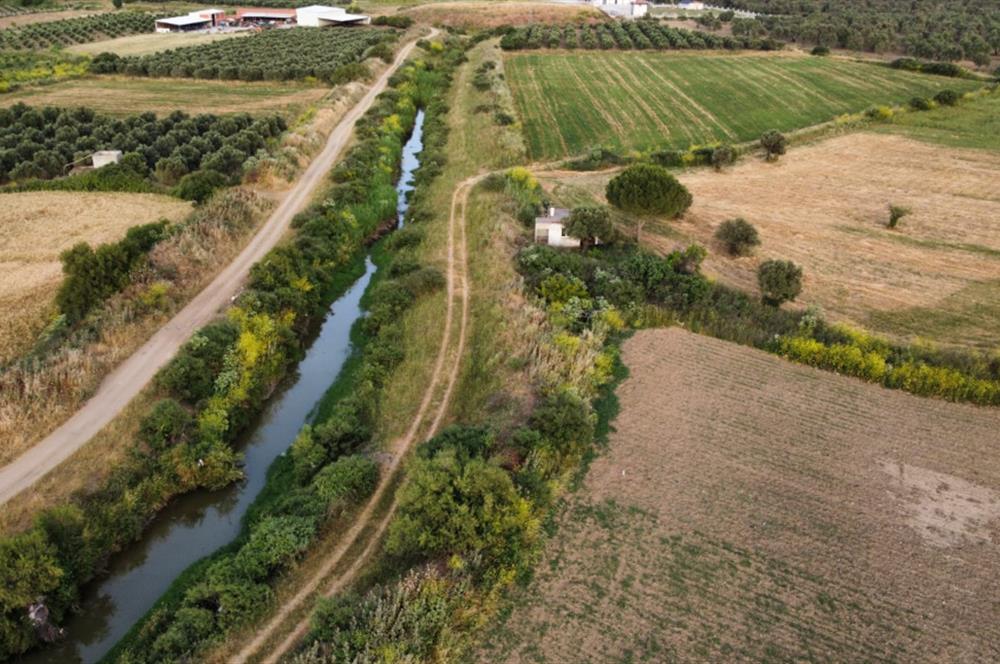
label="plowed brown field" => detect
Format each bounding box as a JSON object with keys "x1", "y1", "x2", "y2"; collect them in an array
[{"x1": 477, "y1": 328, "x2": 1000, "y2": 663}]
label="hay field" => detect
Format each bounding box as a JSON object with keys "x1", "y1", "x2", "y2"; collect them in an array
[
  {"x1": 68, "y1": 29, "x2": 250, "y2": 57},
  {"x1": 401, "y1": 1, "x2": 604, "y2": 28},
  {"x1": 504, "y1": 51, "x2": 981, "y2": 159},
  {"x1": 0, "y1": 76, "x2": 325, "y2": 117},
  {"x1": 478, "y1": 328, "x2": 1000, "y2": 663},
  {"x1": 0, "y1": 191, "x2": 191, "y2": 361}
]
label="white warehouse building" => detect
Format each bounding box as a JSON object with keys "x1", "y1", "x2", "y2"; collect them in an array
[
  {"x1": 295, "y1": 5, "x2": 371, "y2": 26},
  {"x1": 591, "y1": 0, "x2": 648, "y2": 19}
]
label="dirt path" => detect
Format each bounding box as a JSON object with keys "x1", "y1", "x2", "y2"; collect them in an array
[
  {"x1": 0, "y1": 32, "x2": 432, "y2": 507},
  {"x1": 231, "y1": 175, "x2": 477, "y2": 664}
]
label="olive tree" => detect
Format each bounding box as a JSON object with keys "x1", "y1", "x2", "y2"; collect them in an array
[
  {"x1": 565, "y1": 205, "x2": 613, "y2": 250},
  {"x1": 760, "y1": 130, "x2": 787, "y2": 162},
  {"x1": 605, "y1": 163, "x2": 692, "y2": 242},
  {"x1": 757, "y1": 259, "x2": 803, "y2": 306},
  {"x1": 714, "y1": 218, "x2": 760, "y2": 256}
]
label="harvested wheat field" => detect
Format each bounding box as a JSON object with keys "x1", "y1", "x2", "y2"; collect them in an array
[
  {"x1": 400, "y1": 2, "x2": 604, "y2": 28},
  {"x1": 478, "y1": 328, "x2": 1000, "y2": 663},
  {"x1": 0, "y1": 191, "x2": 191, "y2": 361}
]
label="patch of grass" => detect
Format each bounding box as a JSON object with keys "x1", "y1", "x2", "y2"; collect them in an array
[
  {"x1": 68, "y1": 30, "x2": 251, "y2": 57},
  {"x1": 877, "y1": 89, "x2": 1000, "y2": 152},
  {"x1": 504, "y1": 51, "x2": 982, "y2": 159}
]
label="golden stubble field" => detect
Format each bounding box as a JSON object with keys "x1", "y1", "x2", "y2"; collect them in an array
[
  {"x1": 0, "y1": 191, "x2": 191, "y2": 361},
  {"x1": 478, "y1": 328, "x2": 1000, "y2": 663},
  {"x1": 545, "y1": 133, "x2": 1000, "y2": 350}
]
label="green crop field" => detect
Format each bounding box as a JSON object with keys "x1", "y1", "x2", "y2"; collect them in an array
[
  {"x1": 878, "y1": 90, "x2": 1000, "y2": 152},
  {"x1": 504, "y1": 51, "x2": 982, "y2": 159}
]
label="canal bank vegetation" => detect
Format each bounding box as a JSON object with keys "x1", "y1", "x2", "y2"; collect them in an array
[
  {"x1": 104, "y1": 41, "x2": 461, "y2": 664},
  {"x1": 0, "y1": 41, "x2": 454, "y2": 664}
]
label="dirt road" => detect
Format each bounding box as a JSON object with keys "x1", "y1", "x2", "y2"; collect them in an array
[
  {"x1": 230, "y1": 175, "x2": 478, "y2": 664},
  {"x1": 0, "y1": 32, "x2": 431, "y2": 507}
]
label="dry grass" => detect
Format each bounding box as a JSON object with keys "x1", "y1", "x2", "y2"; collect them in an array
[
  {"x1": 544, "y1": 133, "x2": 1000, "y2": 351},
  {"x1": 68, "y1": 29, "x2": 250, "y2": 56},
  {"x1": 400, "y1": 1, "x2": 604, "y2": 28},
  {"x1": 0, "y1": 191, "x2": 191, "y2": 363},
  {"x1": 0, "y1": 76, "x2": 326, "y2": 117},
  {"x1": 0, "y1": 189, "x2": 270, "y2": 474},
  {"x1": 478, "y1": 328, "x2": 1000, "y2": 663},
  {"x1": 0, "y1": 9, "x2": 99, "y2": 29}
]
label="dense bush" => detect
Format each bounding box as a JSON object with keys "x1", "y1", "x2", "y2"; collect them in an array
[
  {"x1": 760, "y1": 129, "x2": 787, "y2": 160},
  {"x1": 99, "y1": 28, "x2": 393, "y2": 84},
  {"x1": 500, "y1": 21, "x2": 783, "y2": 52},
  {"x1": 714, "y1": 218, "x2": 760, "y2": 255},
  {"x1": 0, "y1": 12, "x2": 162, "y2": 50},
  {"x1": 0, "y1": 104, "x2": 284, "y2": 189},
  {"x1": 565, "y1": 205, "x2": 614, "y2": 249},
  {"x1": 56, "y1": 220, "x2": 169, "y2": 322},
  {"x1": 373, "y1": 14, "x2": 414, "y2": 28},
  {"x1": 757, "y1": 259, "x2": 803, "y2": 305},
  {"x1": 934, "y1": 89, "x2": 960, "y2": 106}
]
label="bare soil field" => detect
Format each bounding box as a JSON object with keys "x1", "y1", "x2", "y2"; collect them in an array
[
  {"x1": 68, "y1": 29, "x2": 250, "y2": 56},
  {"x1": 400, "y1": 1, "x2": 604, "y2": 28},
  {"x1": 478, "y1": 327, "x2": 1000, "y2": 663},
  {"x1": 0, "y1": 191, "x2": 191, "y2": 362},
  {"x1": 545, "y1": 133, "x2": 1000, "y2": 350},
  {"x1": 0, "y1": 76, "x2": 325, "y2": 117}
]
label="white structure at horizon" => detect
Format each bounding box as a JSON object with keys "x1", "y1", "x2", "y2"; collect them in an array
[
  {"x1": 154, "y1": 8, "x2": 224, "y2": 33},
  {"x1": 296, "y1": 5, "x2": 372, "y2": 26},
  {"x1": 591, "y1": 0, "x2": 648, "y2": 19}
]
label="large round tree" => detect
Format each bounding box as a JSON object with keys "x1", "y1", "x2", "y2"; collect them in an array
[{"x1": 605, "y1": 163, "x2": 692, "y2": 242}]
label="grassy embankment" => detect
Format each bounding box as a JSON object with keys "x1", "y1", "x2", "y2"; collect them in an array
[{"x1": 505, "y1": 50, "x2": 983, "y2": 159}]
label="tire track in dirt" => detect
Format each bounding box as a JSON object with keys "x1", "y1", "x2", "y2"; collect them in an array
[{"x1": 231, "y1": 173, "x2": 477, "y2": 664}]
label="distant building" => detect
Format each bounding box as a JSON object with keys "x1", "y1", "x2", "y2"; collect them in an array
[
  {"x1": 534, "y1": 207, "x2": 582, "y2": 249},
  {"x1": 592, "y1": 0, "x2": 648, "y2": 19},
  {"x1": 296, "y1": 5, "x2": 372, "y2": 26},
  {"x1": 91, "y1": 150, "x2": 122, "y2": 169},
  {"x1": 679, "y1": 0, "x2": 706, "y2": 9},
  {"x1": 154, "y1": 8, "x2": 225, "y2": 33},
  {"x1": 234, "y1": 7, "x2": 297, "y2": 25}
]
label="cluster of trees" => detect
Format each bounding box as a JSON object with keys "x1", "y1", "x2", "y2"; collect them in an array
[
  {"x1": 0, "y1": 104, "x2": 285, "y2": 195},
  {"x1": 108, "y1": 41, "x2": 464, "y2": 663},
  {"x1": 721, "y1": 0, "x2": 1000, "y2": 64},
  {"x1": 92, "y1": 27, "x2": 392, "y2": 83},
  {"x1": 0, "y1": 11, "x2": 161, "y2": 50},
  {"x1": 499, "y1": 19, "x2": 782, "y2": 51}
]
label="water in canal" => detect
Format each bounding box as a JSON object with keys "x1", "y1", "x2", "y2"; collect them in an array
[{"x1": 18, "y1": 109, "x2": 425, "y2": 664}]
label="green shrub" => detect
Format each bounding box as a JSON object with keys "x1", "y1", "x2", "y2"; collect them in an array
[
  {"x1": 138, "y1": 399, "x2": 192, "y2": 451},
  {"x1": 757, "y1": 259, "x2": 802, "y2": 306},
  {"x1": 157, "y1": 320, "x2": 239, "y2": 404},
  {"x1": 372, "y1": 15, "x2": 414, "y2": 28},
  {"x1": 934, "y1": 89, "x2": 959, "y2": 106},
  {"x1": 760, "y1": 130, "x2": 787, "y2": 161},
  {"x1": 887, "y1": 204, "x2": 910, "y2": 229},
  {"x1": 311, "y1": 455, "x2": 379, "y2": 507},
  {"x1": 176, "y1": 169, "x2": 227, "y2": 203},
  {"x1": 233, "y1": 516, "x2": 316, "y2": 581},
  {"x1": 55, "y1": 220, "x2": 169, "y2": 322},
  {"x1": 909, "y1": 96, "x2": 933, "y2": 111},
  {"x1": 714, "y1": 218, "x2": 760, "y2": 256},
  {"x1": 810, "y1": 45, "x2": 830, "y2": 56},
  {"x1": 710, "y1": 144, "x2": 735, "y2": 170}
]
